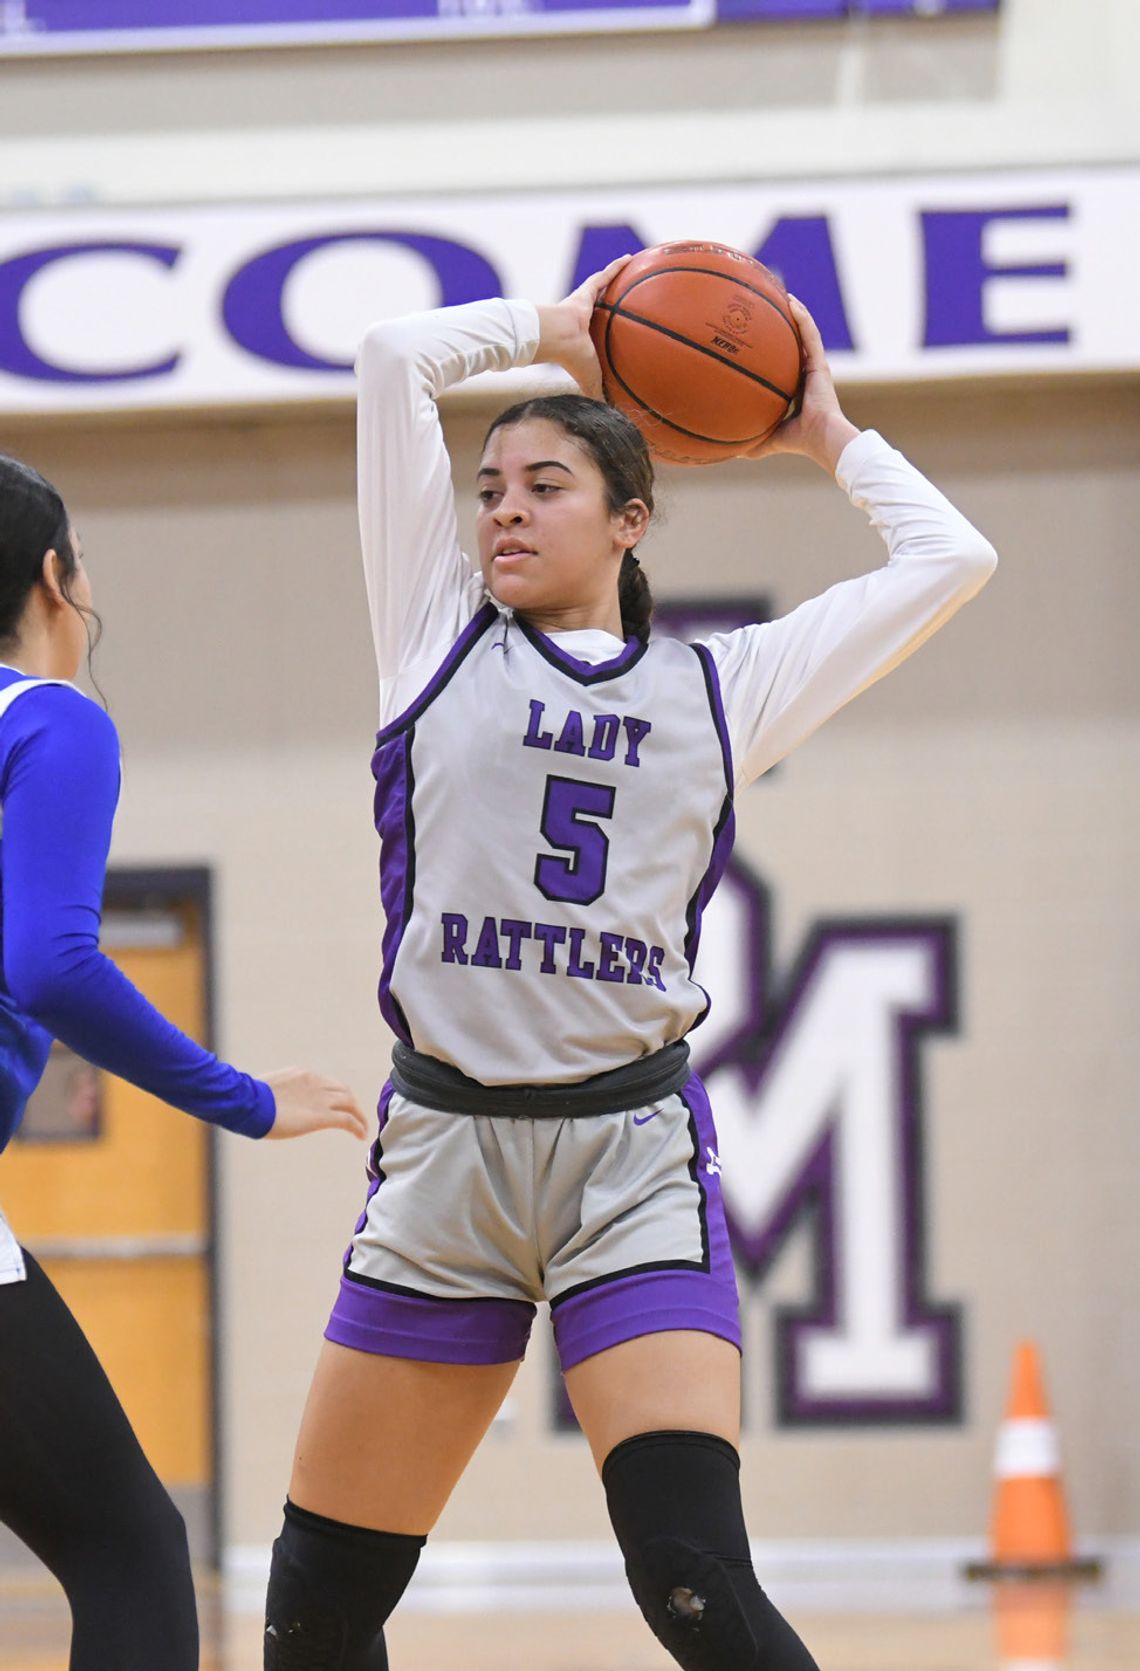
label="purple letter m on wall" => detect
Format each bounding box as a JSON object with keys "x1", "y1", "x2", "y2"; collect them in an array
[{"x1": 693, "y1": 859, "x2": 963, "y2": 1426}]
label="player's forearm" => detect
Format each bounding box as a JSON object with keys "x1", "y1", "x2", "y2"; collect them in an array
[
  {"x1": 534, "y1": 302, "x2": 582, "y2": 373},
  {"x1": 355, "y1": 300, "x2": 540, "y2": 694},
  {"x1": 837, "y1": 431, "x2": 998, "y2": 586},
  {"x1": 814, "y1": 413, "x2": 862, "y2": 476}
]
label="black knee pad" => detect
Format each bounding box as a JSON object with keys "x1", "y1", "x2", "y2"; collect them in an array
[
  {"x1": 628, "y1": 1534, "x2": 759, "y2": 1669},
  {"x1": 603, "y1": 1431, "x2": 819, "y2": 1671},
  {"x1": 264, "y1": 1500, "x2": 424, "y2": 1671}
]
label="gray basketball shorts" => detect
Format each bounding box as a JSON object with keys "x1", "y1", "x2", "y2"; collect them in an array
[{"x1": 325, "y1": 1071, "x2": 740, "y2": 1370}]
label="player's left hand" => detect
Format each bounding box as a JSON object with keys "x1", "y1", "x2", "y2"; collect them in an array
[
  {"x1": 743, "y1": 296, "x2": 861, "y2": 474},
  {"x1": 534, "y1": 254, "x2": 632, "y2": 400}
]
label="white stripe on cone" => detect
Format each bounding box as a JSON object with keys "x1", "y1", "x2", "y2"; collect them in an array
[{"x1": 994, "y1": 1418, "x2": 1061, "y2": 1480}]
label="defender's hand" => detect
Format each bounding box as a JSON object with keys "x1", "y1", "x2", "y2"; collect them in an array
[{"x1": 262, "y1": 1067, "x2": 368, "y2": 1141}]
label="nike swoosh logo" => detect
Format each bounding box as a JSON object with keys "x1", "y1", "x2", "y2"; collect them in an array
[{"x1": 632, "y1": 1110, "x2": 660, "y2": 1126}]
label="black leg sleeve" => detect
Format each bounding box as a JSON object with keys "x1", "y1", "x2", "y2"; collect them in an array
[
  {"x1": 264, "y1": 1499, "x2": 425, "y2": 1671},
  {"x1": 0, "y1": 1252, "x2": 199, "y2": 1671},
  {"x1": 603, "y1": 1429, "x2": 821, "y2": 1671}
]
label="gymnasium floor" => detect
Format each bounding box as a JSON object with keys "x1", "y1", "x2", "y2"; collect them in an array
[{"x1": 2, "y1": 1574, "x2": 1138, "y2": 1670}]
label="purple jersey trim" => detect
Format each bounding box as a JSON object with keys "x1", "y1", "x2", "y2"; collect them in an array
[
  {"x1": 515, "y1": 615, "x2": 649, "y2": 685},
  {"x1": 326, "y1": 1275, "x2": 535, "y2": 1365},
  {"x1": 373, "y1": 733, "x2": 415, "y2": 1044},
  {"x1": 374, "y1": 602, "x2": 499, "y2": 746},
  {"x1": 683, "y1": 643, "x2": 737, "y2": 981},
  {"x1": 372, "y1": 605, "x2": 500, "y2": 1044},
  {"x1": 691, "y1": 641, "x2": 735, "y2": 796}
]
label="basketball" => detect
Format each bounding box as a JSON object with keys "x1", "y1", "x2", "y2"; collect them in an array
[{"x1": 589, "y1": 241, "x2": 804, "y2": 465}]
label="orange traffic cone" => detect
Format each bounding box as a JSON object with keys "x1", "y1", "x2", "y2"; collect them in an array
[
  {"x1": 993, "y1": 1581, "x2": 1072, "y2": 1670},
  {"x1": 966, "y1": 1341, "x2": 1101, "y2": 1581}
]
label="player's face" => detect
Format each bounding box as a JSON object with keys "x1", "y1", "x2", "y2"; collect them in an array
[{"x1": 476, "y1": 419, "x2": 641, "y2": 633}]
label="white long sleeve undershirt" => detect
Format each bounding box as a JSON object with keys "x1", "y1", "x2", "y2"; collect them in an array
[{"x1": 356, "y1": 298, "x2": 997, "y2": 789}]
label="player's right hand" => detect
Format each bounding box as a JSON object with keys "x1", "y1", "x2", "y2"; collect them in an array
[
  {"x1": 535, "y1": 254, "x2": 632, "y2": 399},
  {"x1": 262, "y1": 1067, "x2": 369, "y2": 1141}
]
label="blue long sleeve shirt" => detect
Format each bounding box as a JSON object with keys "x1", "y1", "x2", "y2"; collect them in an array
[{"x1": 0, "y1": 670, "x2": 274, "y2": 1151}]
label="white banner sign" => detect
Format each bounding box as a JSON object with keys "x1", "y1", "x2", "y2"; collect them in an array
[{"x1": 0, "y1": 165, "x2": 1135, "y2": 417}]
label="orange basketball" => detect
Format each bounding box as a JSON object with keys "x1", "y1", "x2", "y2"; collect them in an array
[{"x1": 589, "y1": 241, "x2": 803, "y2": 465}]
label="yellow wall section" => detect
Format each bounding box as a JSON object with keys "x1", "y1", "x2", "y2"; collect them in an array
[
  {"x1": 1, "y1": 911, "x2": 208, "y2": 1240},
  {"x1": 36, "y1": 1255, "x2": 211, "y2": 1486}
]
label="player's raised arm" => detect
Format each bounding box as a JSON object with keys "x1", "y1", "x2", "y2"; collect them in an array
[
  {"x1": 355, "y1": 297, "x2": 540, "y2": 705},
  {"x1": 706, "y1": 296, "x2": 997, "y2": 788}
]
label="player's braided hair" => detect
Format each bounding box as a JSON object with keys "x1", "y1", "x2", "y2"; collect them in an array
[
  {"x1": 0, "y1": 454, "x2": 102, "y2": 662},
  {"x1": 484, "y1": 395, "x2": 656, "y2": 645}
]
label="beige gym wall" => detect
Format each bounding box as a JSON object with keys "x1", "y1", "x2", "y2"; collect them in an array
[
  {"x1": 5, "y1": 370, "x2": 1137, "y2": 1550},
  {"x1": 1, "y1": 0, "x2": 1138, "y2": 1560}
]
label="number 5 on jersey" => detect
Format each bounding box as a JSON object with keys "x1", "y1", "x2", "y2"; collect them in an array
[{"x1": 534, "y1": 776, "x2": 615, "y2": 906}]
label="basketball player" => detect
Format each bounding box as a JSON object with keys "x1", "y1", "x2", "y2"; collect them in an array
[
  {"x1": 0, "y1": 454, "x2": 368, "y2": 1671},
  {"x1": 263, "y1": 258, "x2": 996, "y2": 1670}
]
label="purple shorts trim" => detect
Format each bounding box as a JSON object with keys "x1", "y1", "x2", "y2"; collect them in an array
[
  {"x1": 326, "y1": 1274, "x2": 535, "y2": 1366},
  {"x1": 552, "y1": 1267, "x2": 741, "y2": 1372}
]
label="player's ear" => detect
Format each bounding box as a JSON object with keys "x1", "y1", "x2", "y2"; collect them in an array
[
  {"x1": 39, "y1": 547, "x2": 69, "y2": 608},
  {"x1": 617, "y1": 498, "x2": 651, "y2": 549}
]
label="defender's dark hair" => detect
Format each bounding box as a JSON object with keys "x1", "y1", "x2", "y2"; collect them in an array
[
  {"x1": 483, "y1": 394, "x2": 656, "y2": 645},
  {"x1": 0, "y1": 454, "x2": 102, "y2": 663}
]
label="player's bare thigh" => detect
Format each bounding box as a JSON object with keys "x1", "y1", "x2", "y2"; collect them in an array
[
  {"x1": 564, "y1": 1329, "x2": 741, "y2": 1472},
  {"x1": 289, "y1": 1340, "x2": 519, "y2": 1533}
]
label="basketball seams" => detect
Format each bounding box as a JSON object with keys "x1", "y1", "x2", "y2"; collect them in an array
[
  {"x1": 614, "y1": 262, "x2": 799, "y2": 339},
  {"x1": 601, "y1": 323, "x2": 784, "y2": 452},
  {"x1": 595, "y1": 298, "x2": 796, "y2": 404}
]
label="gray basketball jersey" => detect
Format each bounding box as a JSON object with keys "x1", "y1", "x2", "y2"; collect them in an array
[{"x1": 372, "y1": 606, "x2": 735, "y2": 1086}]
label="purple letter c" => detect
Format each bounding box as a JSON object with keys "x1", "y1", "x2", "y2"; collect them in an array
[{"x1": 0, "y1": 241, "x2": 181, "y2": 384}]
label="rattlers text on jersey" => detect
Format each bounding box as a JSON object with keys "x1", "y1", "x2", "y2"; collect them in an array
[{"x1": 373, "y1": 608, "x2": 733, "y2": 1086}]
